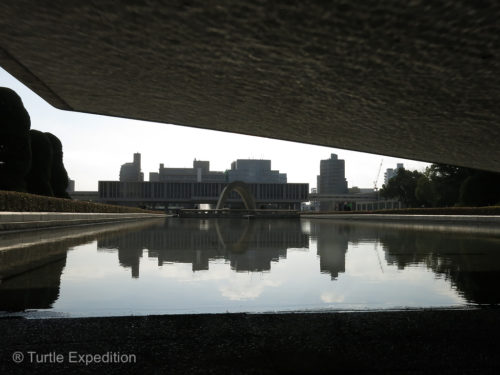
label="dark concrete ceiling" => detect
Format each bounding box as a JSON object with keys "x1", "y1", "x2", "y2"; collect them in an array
[{"x1": 1, "y1": 1, "x2": 499, "y2": 172}]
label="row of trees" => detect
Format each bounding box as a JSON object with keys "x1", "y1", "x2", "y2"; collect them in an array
[
  {"x1": 0, "y1": 87, "x2": 70, "y2": 198},
  {"x1": 380, "y1": 164, "x2": 500, "y2": 207}
]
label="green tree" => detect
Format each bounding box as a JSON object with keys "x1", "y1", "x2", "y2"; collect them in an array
[
  {"x1": 426, "y1": 164, "x2": 474, "y2": 206},
  {"x1": 380, "y1": 168, "x2": 424, "y2": 207},
  {"x1": 0, "y1": 87, "x2": 32, "y2": 192},
  {"x1": 425, "y1": 164, "x2": 500, "y2": 207},
  {"x1": 46, "y1": 132, "x2": 71, "y2": 199},
  {"x1": 415, "y1": 175, "x2": 438, "y2": 207},
  {"x1": 25, "y1": 130, "x2": 54, "y2": 196},
  {"x1": 459, "y1": 171, "x2": 500, "y2": 206}
]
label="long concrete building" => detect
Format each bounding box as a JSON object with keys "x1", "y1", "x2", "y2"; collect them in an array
[
  {"x1": 99, "y1": 181, "x2": 308, "y2": 210},
  {"x1": 105, "y1": 154, "x2": 305, "y2": 209}
]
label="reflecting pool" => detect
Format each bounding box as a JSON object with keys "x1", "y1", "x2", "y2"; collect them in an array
[{"x1": 1, "y1": 218, "x2": 500, "y2": 317}]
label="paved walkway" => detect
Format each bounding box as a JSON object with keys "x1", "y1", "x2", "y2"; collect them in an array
[{"x1": 1, "y1": 309, "x2": 500, "y2": 374}]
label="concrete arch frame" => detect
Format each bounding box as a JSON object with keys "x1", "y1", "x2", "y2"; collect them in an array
[{"x1": 216, "y1": 181, "x2": 256, "y2": 210}]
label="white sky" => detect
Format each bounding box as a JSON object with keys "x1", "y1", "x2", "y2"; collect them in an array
[{"x1": 1, "y1": 67, "x2": 429, "y2": 191}]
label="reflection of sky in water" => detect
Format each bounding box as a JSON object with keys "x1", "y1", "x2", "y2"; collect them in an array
[
  {"x1": 4, "y1": 218, "x2": 499, "y2": 317},
  {"x1": 51, "y1": 241, "x2": 463, "y2": 317}
]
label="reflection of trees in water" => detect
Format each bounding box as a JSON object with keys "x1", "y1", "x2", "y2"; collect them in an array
[
  {"x1": 97, "y1": 219, "x2": 309, "y2": 277},
  {"x1": 378, "y1": 229, "x2": 500, "y2": 305},
  {"x1": 0, "y1": 220, "x2": 163, "y2": 312},
  {"x1": 309, "y1": 219, "x2": 500, "y2": 305},
  {"x1": 0, "y1": 258, "x2": 66, "y2": 311},
  {"x1": 6, "y1": 218, "x2": 497, "y2": 312},
  {"x1": 0, "y1": 233, "x2": 72, "y2": 311}
]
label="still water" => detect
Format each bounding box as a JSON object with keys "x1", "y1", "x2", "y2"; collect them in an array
[{"x1": 1, "y1": 218, "x2": 499, "y2": 317}]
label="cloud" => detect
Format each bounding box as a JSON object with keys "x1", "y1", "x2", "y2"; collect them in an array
[
  {"x1": 320, "y1": 292, "x2": 345, "y2": 303},
  {"x1": 219, "y1": 278, "x2": 282, "y2": 301}
]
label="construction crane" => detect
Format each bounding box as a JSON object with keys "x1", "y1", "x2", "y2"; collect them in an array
[{"x1": 373, "y1": 159, "x2": 383, "y2": 191}]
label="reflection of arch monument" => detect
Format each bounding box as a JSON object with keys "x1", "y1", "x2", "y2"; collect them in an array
[
  {"x1": 215, "y1": 219, "x2": 255, "y2": 253},
  {"x1": 98, "y1": 219, "x2": 309, "y2": 274},
  {"x1": 216, "y1": 181, "x2": 256, "y2": 210}
]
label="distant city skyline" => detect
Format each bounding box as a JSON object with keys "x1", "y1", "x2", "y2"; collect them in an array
[
  {"x1": 127, "y1": 155, "x2": 288, "y2": 184},
  {"x1": 1, "y1": 67, "x2": 430, "y2": 191}
]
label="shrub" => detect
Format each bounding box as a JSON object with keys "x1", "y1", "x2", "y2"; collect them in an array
[
  {"x1": 0, "y1": 87, "x2": 32, "y2": 192},
  {"x1": 45, "y1": 132, "x2": 71, "y2": 198},
  {"x1": 0, "y1": 190, "x2": 160, "y2": 213},
  {"x1": 25, "y1": 130, "x2": 54, "y2": 196}
]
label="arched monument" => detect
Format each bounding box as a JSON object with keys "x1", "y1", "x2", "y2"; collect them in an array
[{"x1": 216, "y1": 181, "x2": 256, "y2": 210}]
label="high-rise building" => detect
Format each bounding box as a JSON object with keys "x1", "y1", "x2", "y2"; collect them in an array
[
  {"x1": 132, "y1": 157, "x2": 289, "y2": 184},
  {"x1": 384, "y1": 163, "x2": 404, "y2": 185},
  {"x1": 120, "y1": 153, "x2": 144, "y2": 182},
  {"x1": 226, "y1": 159, "x2": 287, "y2": 183},
  {"x1": 316, "y1": 154, "x2": 348, "y2": 194},
  {"x1": 156, "y1": 159, "x2": 226, "y2": 183}
]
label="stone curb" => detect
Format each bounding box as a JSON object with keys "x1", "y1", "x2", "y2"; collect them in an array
[
  {"x1": 0, "y1": 212, "x2": 168, "y2": 231},
  {"x1": 300, "y1": 214, "x2": 500, "y2": 224}
]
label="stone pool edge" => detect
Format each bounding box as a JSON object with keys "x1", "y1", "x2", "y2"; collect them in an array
[
  {"x1": 0, "y1": 212, "x2": 169, "y2": 232},
  {"x1": 301, "y1": 213, "x2": 500, "y2": 224}
]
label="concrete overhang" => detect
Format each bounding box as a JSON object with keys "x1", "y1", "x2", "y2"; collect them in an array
[{"x1": 1, "y1": 1, "x2": 499, "y2": 172}]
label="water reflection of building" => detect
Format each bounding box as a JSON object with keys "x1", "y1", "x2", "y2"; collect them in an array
[
  {"x1": 97, "y1": 219, "x2": 309, "y2": 277},
  {"x1": 309, "y1": 221, "x2": 349, "y2": 279},
  {"x1": 5, "y1": 217, "x2": 497, "y2": 312}
]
